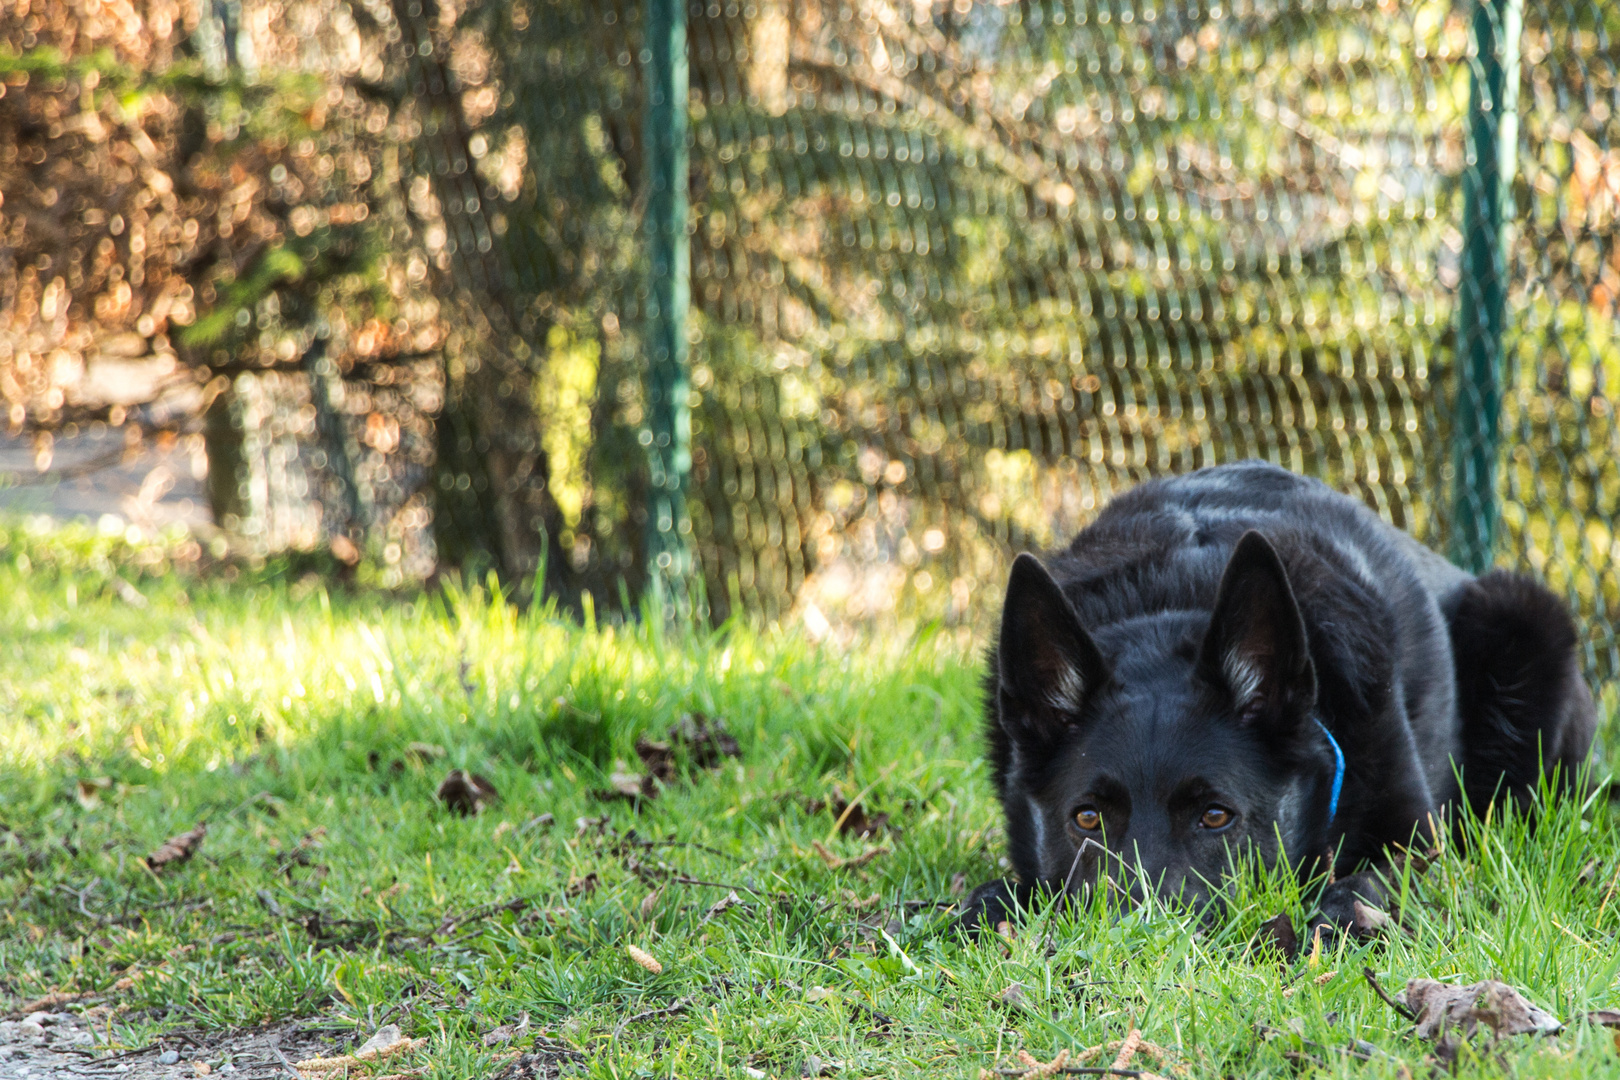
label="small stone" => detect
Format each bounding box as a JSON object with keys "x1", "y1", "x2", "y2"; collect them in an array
[
  {"x1": 159, "y1": 1050, "x2": 181, "y2": 1065},
  {"x1": 18, "y1": 1021, "x2": 45, "y2": 1038},
  {"x1": 24, "y1": 1012, "x2": 51, "y2": 1026}
]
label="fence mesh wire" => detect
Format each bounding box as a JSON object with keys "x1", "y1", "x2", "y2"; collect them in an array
[
  {"x1": 473, "y1": 0, "x2": 1616, "y2": 680},
  {"x1": 14, "y1": 0, "x2": 1616, "y2": 679}
]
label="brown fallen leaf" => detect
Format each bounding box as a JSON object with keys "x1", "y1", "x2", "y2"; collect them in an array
[
  {"x1": 1256, "y1": 912, "x2": 1299, "y2": 961},
  {"x1": 437, "y1": 769, "x2": 499, "y2": 816},
  {"x1": 144, "y1": 822, "x2": 207, "y2": 873},
  {"x1": 634, "y1": 737, "x2": 676, "y2": 782},
  {"x1": 565, "y1": 872, "x2": 599, "y2": 898},
  {"x1": 592, "y1": 763, "x2": 657, "y2": 803},
  {"x1": 481, "y1": 1012, "x2": 530, "y2": 1047},
  {"x1": 1403, "y1": 978, "x2": 1562, "y2": 1042},
  {"x1": 669, "y1": 712, "x2": 740, "y2": 766},
  {"x1": 703, "y1": 890, "x2": 743, "y2": 922},
  {"x1": 639, "y1": 887, "x2": 663, "y2": 919},
  {"x1": 406, "y1": 742, "x2": 446, "y2": 764},
  {"x1": 810, "y1": 792, "x2": 892, "y2": 839},
  {"x1": 76, "y1": 776, "x2": 112, "y2": 810}
]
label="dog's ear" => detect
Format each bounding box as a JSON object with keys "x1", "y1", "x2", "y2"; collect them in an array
[
  {"x1": 1198, "y1": 531, "x2": 1317, "y2": 728},
  {"x1": 997, "y1": 553, "x2": 1109, "y2": 742}
]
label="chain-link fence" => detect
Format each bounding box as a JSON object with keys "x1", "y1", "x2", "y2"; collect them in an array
[
  {"x1": 463, "y1": 0, "x2": 1612, "y2": 679},
  {"x1": 12, "y1": 0, "x2": 1615, "y2": 678}
]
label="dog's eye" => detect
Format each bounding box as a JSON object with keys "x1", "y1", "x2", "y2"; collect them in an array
[
  {"x1": 1199, "y1": 806, "x2": 1234, "y2": 830},
  {"x1": 1074, "y1": 806, "x2": 1102, "y2": 831}
]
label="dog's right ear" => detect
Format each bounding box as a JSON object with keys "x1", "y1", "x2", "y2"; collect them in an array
[{"x1": 997, "y1": 553, "x2": 1109, "y2": 743}]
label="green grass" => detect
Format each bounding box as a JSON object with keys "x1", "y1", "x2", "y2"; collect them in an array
[{"x1": 3, "y1": 523, "x2": 1620, "y2": 1078}]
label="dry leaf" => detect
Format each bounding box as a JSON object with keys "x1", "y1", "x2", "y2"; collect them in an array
[
  {"x1": 565, "y1": 872, "x2": 599, "y2": 898},
  {"x1": 593, "y1": 763, "x2": 657, "y2": 803},
  {"x1": 625, "y1": 944, "x2": 663, "y2": 974},
  {"x1": 811, "y1": 792, "x2": 891, "y2": 839},
  {"x1": 668, "y1": 712, "x2": 740, "y2": 767},
  {"x1": 634, "y1": 737, "x2": 676, "y2": 782},
  {"x1": 76, "y1": 776, "x2": 112, "y2": 810},
  {"x1": 437, "y1": 769, "x2": 498, "y2": 816},
  {"x1": 481, "y1": 1013, "x2": 530, "y2": 1047},
  {"x1": 998, "y1": 983, "x2": 1027, "y2": 1008},
  {"x1": 703, "y1": 890, "x2": 742, "y2": 922},
  {"x1": 406, "y1": 742, "x2": 446, "y2": 764},
  {"x1": 144, "y1": 822, "x2": 207, "y2": 872},
  {"x1": 1403, "y1": 978, "x2": 1562, "y2": 1042},
  {"x1": 12, "y1": 989, "x2": 92, "y2": 1014},
  {"x1": 193, "y1": 1062, "x2": 212, "y2": 1075},
  {"x1": 1256, "y1": 912, "x2": 1299, "y2": 961},
  {"x1": 639, "y1": 887, "x2": 663, "y2": 919}
]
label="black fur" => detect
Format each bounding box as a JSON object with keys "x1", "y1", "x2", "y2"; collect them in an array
[{"x1": 965, "y1": 462, "x2": 1596, "y2": 934}]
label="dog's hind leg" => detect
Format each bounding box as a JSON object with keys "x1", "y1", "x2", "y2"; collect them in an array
[{"x1": 1448, "y1": 570, "x2": 1596, "y2": 817}]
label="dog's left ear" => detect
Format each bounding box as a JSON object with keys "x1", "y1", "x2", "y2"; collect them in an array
[{"x1": 1198, "y1": 530, "x2": 1317, "y2": 729}]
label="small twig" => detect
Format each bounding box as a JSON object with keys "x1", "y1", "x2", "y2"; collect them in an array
[
  {"x1": 637, "y1": 839, "x2": 744, "y2": 862},
  {"x1": 432, "y1": 897, "x2": 527, "y2": 938},
  {"x1": 265, "y1": 1035, "x2": 303, "y2": 1078},
  {"x1": 1362, "y1": 966, "x2": 1416, "y2": 1022},
  {"x1": 612, "y1": 997, "x2": 689, "y2": 1037},
  {"x1": 671, "y1": 875, "x2": 785, "y2": 901}
]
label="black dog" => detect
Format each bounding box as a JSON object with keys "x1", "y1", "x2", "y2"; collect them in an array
[{"x1": 965, "y1": 461, "x2": 1594, "y2": 933}]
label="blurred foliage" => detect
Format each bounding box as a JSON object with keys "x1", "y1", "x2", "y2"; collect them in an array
[{"x1": 3, "y1": 0, "x2": 1619, "y2": 678}]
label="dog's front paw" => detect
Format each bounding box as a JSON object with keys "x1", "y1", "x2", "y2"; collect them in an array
[
  {"x1": 957, "y1": 879, "x2": 1032, "y2": 936},
  {"x1": 1313, "y1": 873, "x2": 1392, "y2": 942}
]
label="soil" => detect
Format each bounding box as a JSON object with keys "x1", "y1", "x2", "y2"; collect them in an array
[{"x1": 0, "y1": 1011, "x2": 339, "y2": 1080}]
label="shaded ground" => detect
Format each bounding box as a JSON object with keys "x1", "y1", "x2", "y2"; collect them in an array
[{"x1": 0, "y1": 1011, "x2": 339, "y2": 1080}]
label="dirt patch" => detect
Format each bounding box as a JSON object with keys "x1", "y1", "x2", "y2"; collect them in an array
[{"x1": 0, "y1": 1011, "x2": 340, "y2": 1080}]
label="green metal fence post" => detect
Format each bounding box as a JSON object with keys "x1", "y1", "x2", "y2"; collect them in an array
[
  {"x1": 644, "y1": 0, "x2": 693, "y2": 612},
  {"x1": 1449, "y1": 0, "x2": 1523, "y2": 574}
]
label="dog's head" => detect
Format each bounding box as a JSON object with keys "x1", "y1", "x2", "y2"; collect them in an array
[{"x1": 993, "y1": 530, "x2": 1338, "y2": 912}]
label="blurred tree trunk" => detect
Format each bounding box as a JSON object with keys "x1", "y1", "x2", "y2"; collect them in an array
[
  {"x1": 203, "y1": 380, "x2": 248, "y2": 531},
  {"x1": 392, "y1": 0, "x2": 563, "y2": 593}
]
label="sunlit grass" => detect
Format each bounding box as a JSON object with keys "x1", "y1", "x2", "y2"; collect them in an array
[{"x1": 2, "y1": 525, "x2": 1619, "y2": 1078}]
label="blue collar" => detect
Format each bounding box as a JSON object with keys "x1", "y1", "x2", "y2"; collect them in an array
[{"x1": 1316, "y1": 718, "x2": 1345, "y2": 822}]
